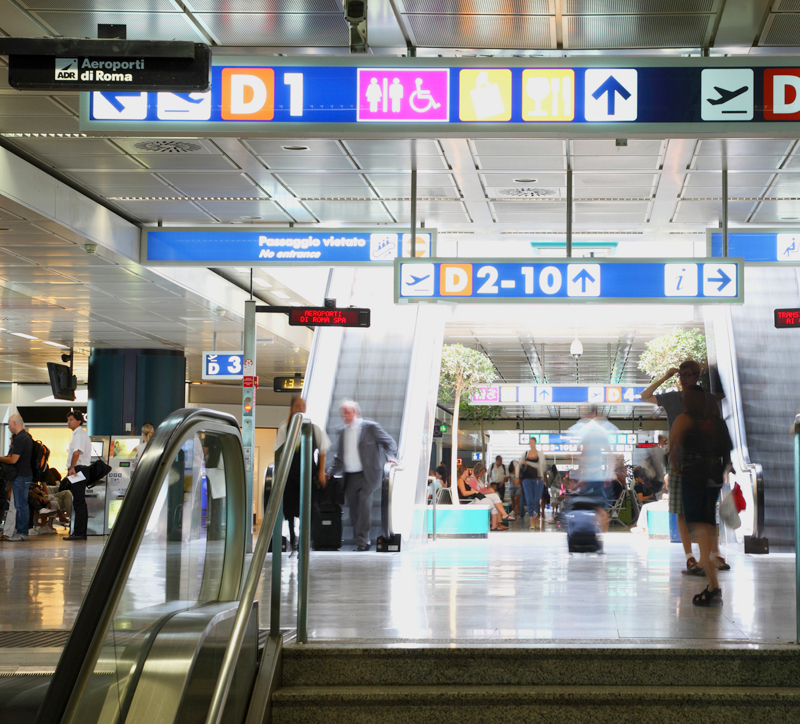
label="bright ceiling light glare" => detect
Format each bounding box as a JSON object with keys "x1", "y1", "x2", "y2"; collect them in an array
[
  {"x1": 253, "y1": 278, "x2": 271, "y2": 288},
  {"x1": 233, "y1": 267, "x2": 250, "y2": 273},
  {"x1": 271, "y1": 291, "x2": 291, "y2": 299},
  {"x1": 10, "y1": 332, "x2": 39, "y2": 340},
  {"x1": 514, "y1": 178, "x2": 538, "y2": 184},
  {"x1": 282, "y1": 145, "x2": 309, "y2": 151},
  {"x1": 781, "y1": 216, "x2": 799, "y2": 220},
  {"x1": 42, "y1": 341, "x2": 70, "y2": 348}
]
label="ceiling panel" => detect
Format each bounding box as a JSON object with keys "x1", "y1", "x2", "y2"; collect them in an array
[
  {"x1": 245, "y1": 140, "x2": 345, "y2": 156},
  {"x1": 46, "y1": 155, "x2": 144, "y2": 171},
  {"x1": 0, "y1": 97, "x2": 72, "y2": 116},
  {"x1": 258, "y1": 155, "x2": 355, "y2": 171},
  {"x1": 194, "y1": 200, "x2": 292, "y2": 222},
  {"x1": 684, "y1": 172, "x2": 774, "y2": 188},
  {"x1": 110, "y1": 200, "x2": 217, "y2": 222},
  {"x1": 477, "y1": 156, "x2": 565, "y2": 171},
  {"x1": 571, "y1": 139, "x2": 664, "y2": 155},
  {"x1": 196, "y1": 12, "x2": 349, "y2": 45},
  {"x1": 692, "y1": 156, "x2": 786, "y2": 171},
  {"x1": 473, "y1": 139, "x2": 564, "y2": 156},
  {"x1": 572, "y1": 156, "x2": 660, "y2": 171},
  {"x1": 303, "y1": 200, "x2": 393, "y2": 222},
  {"x1": 407, "y1": 14, "x2": 555, "y2": 48},
  {"x1": 565, "y1": 14, "x2": 711, "y2": 48},
  {"x1": 32, "y1": 11, "x2": 207, "y2": 41},
  {"x1": 696, "y1": 139, "x2": 794, "y2": 156},
  {"x1": 345, "y1": 140, "x2": 442, "y2": 156},
  {"x1": 134, "y1": 155, "x2": 239, "y2": 171},
  {"x1": 354, "y1": 156, "x2": 449, "y2": 171}
]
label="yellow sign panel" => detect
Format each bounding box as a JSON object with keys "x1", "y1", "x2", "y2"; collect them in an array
[
  {"x1": 459, "y1": 69, "x2": 512, "y2": 122},
  {"x1": 522, "y1": 69, "x2": 575, "y2": 122}
]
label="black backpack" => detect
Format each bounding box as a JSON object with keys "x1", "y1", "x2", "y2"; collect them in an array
[{"x1": 31, "y1": 439, "x2": 51, "y2": 483}]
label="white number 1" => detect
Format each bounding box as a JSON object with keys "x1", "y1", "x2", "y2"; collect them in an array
[{"x1": 284, "y1": 73, "x2": 303, "y2": 117}]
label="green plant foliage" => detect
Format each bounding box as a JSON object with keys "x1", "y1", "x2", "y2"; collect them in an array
[
  {"x1": 460, "y1": 401, "x2": 503, "y2": 462},
  {"x1": 438, "y1": 344, "x2": 496, "y2": 481},
  {"x1": 439, "y1": 344, "x2": 497, "y2": 403},
  {"x1": 638, "y1": 328, "x2": 707, "y2": 384}
]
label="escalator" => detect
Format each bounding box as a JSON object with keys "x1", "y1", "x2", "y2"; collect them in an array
[
  {"x1": 304, "y1": 267, "x2": 447, "y2": 548},
  {"x1": 1, "y1": 409, "x2": 261, "y2": 724},
  {"x1": 706, "y1": 266, "x2": 800, "y2": 552}
]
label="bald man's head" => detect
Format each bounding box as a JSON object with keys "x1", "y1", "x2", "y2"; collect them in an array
[{"x1": 8, "y1": 414, "x2": 24, "y2": 434}]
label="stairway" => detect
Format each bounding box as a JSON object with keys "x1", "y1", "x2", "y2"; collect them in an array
[{"x1": 271, "y1": 644, "x2": 800, "y2": 723}]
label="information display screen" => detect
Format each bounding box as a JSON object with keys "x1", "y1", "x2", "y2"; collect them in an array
[
  {"x1": 775, "y1": 308, "x2": 800, "y2": 328},
  {"x1": 288, "y1": 307, "x2": 370, "y2": 327},
  {"x1": 273, "y1": 375, "x2": 305, "y2": 392}
]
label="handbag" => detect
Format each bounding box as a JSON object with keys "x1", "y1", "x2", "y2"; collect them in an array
[{"x1": 719, "y1": 492, "x2": 741, "y2": 529}]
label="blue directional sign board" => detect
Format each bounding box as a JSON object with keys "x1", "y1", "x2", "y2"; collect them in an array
[
  {"x1": 472, "y1": 384, "x2": 650, "y2": 406},
  {"x1": 708, "y1": 229, "x2": 800, "y2": 265},
  {"x1": 395, "y1": 258, "x2": 744, "y2": 304},
  {"x1": 202, "y1": 351, "x2": 243, "y2": 380},
  {"x1": 144, "y1": 228, "x2": 435, "y2": 265},
  {"x1": 80, "y1": 57, "x2": 800, "y2": 134},
  {"x1": 519, "y1": 432, "x2": 637, "y2": 454}
]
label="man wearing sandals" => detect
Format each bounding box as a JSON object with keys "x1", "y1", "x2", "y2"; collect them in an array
[{"x1": 641, "y1": 360, "x2": 729, "y2": 576}]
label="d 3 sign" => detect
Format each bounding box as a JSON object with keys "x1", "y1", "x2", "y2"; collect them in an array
[
  {"x1": 222, "y1": 68, "x2": 274, "y2": 120},
  {"x1": 764, "y1": 69, "x2": 800, "y2": 120},
  {"x1": 440, "y1": 263, "x2": 473, "y2": 296}
]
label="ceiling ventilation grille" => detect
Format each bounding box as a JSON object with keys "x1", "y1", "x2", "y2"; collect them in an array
[
  {"x1": 493, "y1": 187, "x2": 560, "y2": 198},
  {"x1": 133, "y1": 140, "x2": 203, "y2": 153}
]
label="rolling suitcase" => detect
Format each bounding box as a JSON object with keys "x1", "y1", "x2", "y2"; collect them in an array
[
  {"x1": 566, "y1": 509, "x2": 602, "y2": 553},
  {"x1": 314, "y1": 502, "x2": 342, "y2": 550}
]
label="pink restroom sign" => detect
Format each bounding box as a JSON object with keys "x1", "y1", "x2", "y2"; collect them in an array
[{"x1": 357, "y1": 68, "x2": 450, "y2": 122}]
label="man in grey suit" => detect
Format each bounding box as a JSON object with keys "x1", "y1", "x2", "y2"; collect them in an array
[{"x1": 327, "y1": 399, "x2": 397, "y2": 551}]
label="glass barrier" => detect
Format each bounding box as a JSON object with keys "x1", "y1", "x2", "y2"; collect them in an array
[{"x1": 68, "y1": 427, "x2": 237, "y2": 724}]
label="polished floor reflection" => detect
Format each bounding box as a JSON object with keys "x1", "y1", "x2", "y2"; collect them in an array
[
  {"x1": 262, "y1": 532, "x2": 796, "y2": 645},
  {"x1": 0, "y1": 532, "x2": 795, "y2": 647}
]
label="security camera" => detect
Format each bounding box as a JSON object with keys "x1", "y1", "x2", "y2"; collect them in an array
[
  {"x1": 344, "y1": 0, "x2": 368, "y2": 53},
  {"x1": 85, "y1": 243, "x2": 97, "y2": 254},
  {"x1": 570, "y1": 338, "x2": 583, "y2": 360}
]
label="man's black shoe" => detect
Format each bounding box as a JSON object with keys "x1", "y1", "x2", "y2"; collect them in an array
[
  {"x1": 64, "y1": 535, "x2": 87, "y2": 541},
  {"x1": 355, "y1": 545, "x2": 370, "y2": 551}
]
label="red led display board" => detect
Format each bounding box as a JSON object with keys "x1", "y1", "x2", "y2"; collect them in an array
[
  {"x1": 288, "y1": 307, "x2": 370, "y2": 327},
  {"x1": 774, "y1": 308, "x2": 800, "y2": 328}
]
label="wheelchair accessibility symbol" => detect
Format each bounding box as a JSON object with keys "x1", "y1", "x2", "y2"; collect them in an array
[{"x1": 409, "y1": 78, "x2": 441, "y2": 113}]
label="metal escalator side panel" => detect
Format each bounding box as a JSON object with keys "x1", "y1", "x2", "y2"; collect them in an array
[
  {"x1": 123, "y1": 602, "x2": 258, "y2": 724},
  {"x1": 38, "y1": 409, "x2": 248, "y2": 724}
]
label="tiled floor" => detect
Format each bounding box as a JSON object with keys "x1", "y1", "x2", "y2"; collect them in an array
[{"x1": 0, "y1": 526, "x2": 796, "y2": 647}]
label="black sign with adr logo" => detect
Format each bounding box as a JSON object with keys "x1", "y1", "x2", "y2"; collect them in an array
[{"x1": 7, "y1": 43, "x2": 209, "y2": 92}]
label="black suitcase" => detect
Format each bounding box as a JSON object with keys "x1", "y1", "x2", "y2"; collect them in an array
[{"x1": 314, "y1": 502, "x2": 342, "y2": 550}]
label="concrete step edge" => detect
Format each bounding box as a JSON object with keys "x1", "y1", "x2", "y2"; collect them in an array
[{"x1": 272, "y1": 685, "x2": 800, "y2": 704}]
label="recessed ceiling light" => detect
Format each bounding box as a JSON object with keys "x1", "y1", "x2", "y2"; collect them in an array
[
  {"x1": 253, "y1": 278, "x2": 271, "y2": 288},
  {"x1": 42, "y1": 340, "x2": 70, "y2": 348},
  {"x1": 233, "y1": 267, "x2": 250, "y2": 273},
  {"x1": 514, "y1": 178, "x2": 538, "y2": 184},
  {"x1": 10, "y1": 332, "x2": 38, "y2": 340},
  {"x1": 781, "y1": 216, "x2": 799, "y2": 220},
  {"x1": 241, "y1": 216, "x2": 262, "y2": 220},
  {"x1": 271, "y1": 291, "x2": 290, "y2": 299},
  {"x1": 282, "y1": 145, "x2": 309, "y2": 151}
]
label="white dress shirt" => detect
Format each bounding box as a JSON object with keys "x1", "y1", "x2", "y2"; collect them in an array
[
  {"x1": 343, "y1": 418, "x2": 363, "y2": 473},
  {"x1": 67, "y1": 426, "x2": 92, "y2": 469}
]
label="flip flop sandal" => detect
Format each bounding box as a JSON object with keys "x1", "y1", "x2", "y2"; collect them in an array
[{"x1": 693, "y1": 587, "x2": 723, "y2": 607}]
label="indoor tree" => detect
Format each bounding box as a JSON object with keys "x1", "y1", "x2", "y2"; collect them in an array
[
  {"x1": 438, "y1": 343, "x2": 496, "y2": 481},
  {"x1": 638, "y1": 328, "x2": 708, "y2": 388},
  {"x1": 460, "y1": 399, "x2": 503, "y2": 464}
]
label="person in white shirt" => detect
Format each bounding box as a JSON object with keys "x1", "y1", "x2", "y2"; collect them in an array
[
  {"x1": 489, "y1": 455, "x2": 509, "y2": 505},
  {"x1": 64, "y1": 410, "x2": 92, "y2": 541}
]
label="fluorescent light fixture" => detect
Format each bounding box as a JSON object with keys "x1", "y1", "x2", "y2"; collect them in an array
[
  {"x1": 42, "y1": 340, "x2": 70, "y2": 348},
  {"x1": 271, "y1": 291, "x2": 290, "y2": 299},
  {"x1": 10, "y1": 332, "x2": 38, "y2": 340},
  {"x1": 253, "y1": 278, "x2": 271, "y2": 288}
]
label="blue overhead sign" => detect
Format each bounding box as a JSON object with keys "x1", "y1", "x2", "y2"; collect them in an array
[
  {"x1": 144, "y1": 228, "x2": 434, "y2": 265},
  {"x1": 202, "y1": 351, "x2": 243, "y2": 380},
  {"x1": 519, "y1": 432, "x2": 637, "y2": 454},
  {"x1": 80, "y1": 57, "x2": 800, "y2": 134},
  {"x1": 472, "y1": 384, "x2": 650, "y2": 406},
  {"x1": 395, "y1": 258, "x2": 744, "y2": 304},
  {"x1": 708, "y1": 229, "x2": 800, "y2": 264}
]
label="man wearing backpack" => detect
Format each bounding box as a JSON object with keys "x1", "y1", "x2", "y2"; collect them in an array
[
  {"x1": 64, "y1": 411, "x2": 91, "y2": 541},
  {"x1": 0, "y1": 414, "x2": 34, "y2": 541}
]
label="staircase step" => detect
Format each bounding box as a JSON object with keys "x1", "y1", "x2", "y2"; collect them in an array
[
  {"x1": 271, "y1": 685, "x2": 800, "y2": 724},
  {"x1": 281, "y1": 646, "x2": 800, "y2": 688}
]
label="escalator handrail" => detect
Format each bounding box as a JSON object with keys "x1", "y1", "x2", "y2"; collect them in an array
[
  {"x1": 718, "y1": 307, "x2": 765, "y2": 537},
  {"x1": 37, "y1": 408, "x2": 244, "y2": 724},
  {"x1": 204, "y1": 412, "x2": 307, "y2": 724}
]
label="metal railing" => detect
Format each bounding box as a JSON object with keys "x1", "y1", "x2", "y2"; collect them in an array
[
  {"x1": 794, "y1": 414, "x2": 800, "y2": 644},
  {"x1": 205, "y1": 413, "x2": 313, "y2": 724}
]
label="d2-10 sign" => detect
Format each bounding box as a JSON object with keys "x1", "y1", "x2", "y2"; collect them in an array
[{"x1": 395, "y1": 258, "x2": 744, "y2": 304}]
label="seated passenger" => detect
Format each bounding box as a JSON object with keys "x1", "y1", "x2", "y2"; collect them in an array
[
  {"x1": 428, "y1": 466, "x2": 447, "y2": 501},
  {"x1": 456, "y1": 464, "x2": 514, "y2": 531},
  {"x1": 632, "y1": 467, "x2": 656, "y2": 503}
]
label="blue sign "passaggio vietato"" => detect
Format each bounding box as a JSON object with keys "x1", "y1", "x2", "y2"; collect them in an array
[{"x1": 144, "y1": 228, "x2": 434, "y2": 265}]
